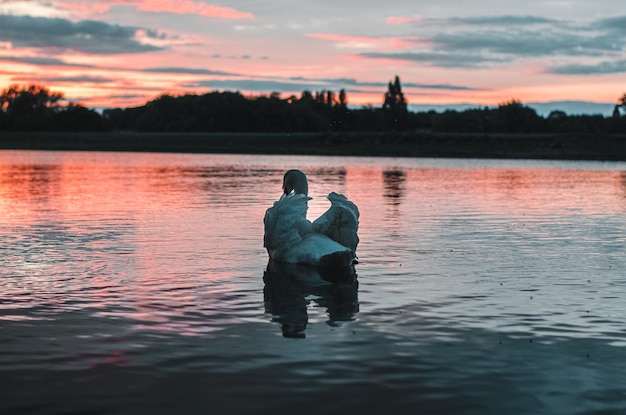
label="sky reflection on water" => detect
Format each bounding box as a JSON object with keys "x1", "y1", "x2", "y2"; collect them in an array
[{"x1": 1, "y1": 150, "x2": 626, "y2": 414}]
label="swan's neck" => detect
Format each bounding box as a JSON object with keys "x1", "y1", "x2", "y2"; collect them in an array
[{"x1": 283, "y1": 169, "x2": 308, "y2": 196}]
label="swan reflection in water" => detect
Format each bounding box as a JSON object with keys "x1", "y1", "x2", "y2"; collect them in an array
[{"x1": 263, "y1": 261, "x2": 359, "y2": 338}]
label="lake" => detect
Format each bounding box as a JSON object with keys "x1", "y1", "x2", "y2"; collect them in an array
[{"x1": 1, "y1": 150, "x2": 625, "y2": 415}]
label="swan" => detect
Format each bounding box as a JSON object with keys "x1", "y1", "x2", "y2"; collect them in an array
[{"x1": 264, "y1": 169, "x2": 359, "y2": 267}]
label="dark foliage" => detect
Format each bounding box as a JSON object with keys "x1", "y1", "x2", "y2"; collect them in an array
[
  {"x1": 0, "y1": 84, "x2": 106, "y2": 132},
  {"x1": 2, "y1": 81, "x2": 626, "y2": 135},
  {"x1": 383, "y1": 76, "x2": 408, "y2": 130}
]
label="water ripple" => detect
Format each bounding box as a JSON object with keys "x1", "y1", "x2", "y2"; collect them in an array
[{"x1": 2, "y1": 151, "x2": 626, "y2": 414}]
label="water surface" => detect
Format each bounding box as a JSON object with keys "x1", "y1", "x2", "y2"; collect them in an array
[{"x1": 1, "y1": 150, "x2": 625, "y2": 414}]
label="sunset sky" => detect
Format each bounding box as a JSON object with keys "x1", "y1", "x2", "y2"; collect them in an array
[{"x1": 1, "y1": 0, "x2": 625, "y2": 113}]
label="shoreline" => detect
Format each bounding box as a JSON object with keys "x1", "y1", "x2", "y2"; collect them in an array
[{"x1": 2, "y1": 131, "x2": 626, "y2": 161}]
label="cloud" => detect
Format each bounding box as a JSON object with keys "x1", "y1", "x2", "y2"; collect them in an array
[
  {"x1": 0, "y1": 14, "x2": 165, "y2": 54},
  {"x1": 187, "y1": 79, "x2": 326, "y2": 92},
  {"x1": 109, "y1": 94, "x2": 145, "y2": 99},
  {"x1": 307, "y1": 33, "x2": 385, "y2": 48},
  {"x1": 447, "y1": 15, "x2": 560, "y2": 25},
  {"x1": 404, "y1": 82, "x2": 480, "y2": 91},
  {"x1": 386, "y1": 15, "x2": 421, "y2": 25},
  {"x1": 307, "y1": 32, "x2": 422, "y2": 50},
  {"x1": 595, "y1": 16, "x2": 626, "y2": 34},
  {"x1": 360, "y1": 51, "x2": 504, "y2": 68},
  {"x1": 187, "y1": 75, "x2": 480, "y2": 94},
  {"x1": 359, "y1": 14, "x2": 626, "y2": 71},
  {"x1": 547, "y1": 59, "x2": 626, "y2": 75},
  {"x1": 430, "y1": 29, "x2": 619, "y2": 57},
  {"x1": 288, "y1": 76, "x2": 480, "y2": 91},
  {"x1": 0, "y1": 55, "x2": 93, "y2": 66},
  {"x1": 142, "y1": 66, "x2": 240, "y2": 76},
  {"x1": 289, "y1": 76, "x2": 361, "y2": 86},
  {"x1": 117, "y1": 0, "x2": 254, "y2": 19},
  {"x1": 595, "y1": 16, "x2": 626, "y2": 29},
  {"x1": 52, "y1": 0, "x2": 254, "y2": 19},
  {"x1": 12, "y1": 74, "x2": 113, "y2": 83}
]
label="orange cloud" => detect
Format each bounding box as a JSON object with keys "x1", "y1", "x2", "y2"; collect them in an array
[{"x1": 386, "y1": 15, "x2": 421, "y2": 25}]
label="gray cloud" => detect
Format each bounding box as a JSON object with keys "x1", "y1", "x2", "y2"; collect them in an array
[
  {"x1": 547, "y1": 59, "x2": 626, "y2": 75},
  {"x1": 187, "y1": 79, "x2": 324, "y2": 92},
  {"x1": 0, "y1": 14, "x2": 164, "y2": 54},
  {"x1": 0, "y1": 56, "x2": 66, "y2": 66},
  {"x1": 430, "y1": 29, "x2": 620, "y2": 57},
  {"x1": 360, "y1": 51, "x2": 504, "y2": 68},
  {"x1": 188, "y1": 76, "x2": 480, "y2": 93},
  {"x1": 288, "y1": 76, "x2": 358, "y2": 85},
  {"x1": 288, "y1": 76, "x2": 480, "y2": 90},
  {"x1": 404, "y1": 82, "x2": 481, "y2": 91},
  {"x1": 142, "y1": 67, "x2": 240, "y2": 76},
  {"x1": 595, "y1": 16, "x2": 626, "y2": 31},
  {"x1": 27, "y1": 75, "x2": 113, "y2": 83},
  {"x1": 0, "y1": 56, "x2": 97, "y2": 67},
  {"x1": 446, "y1": 15, "x2": 560, "y2": 26},
  {"x1": 361, "y1": 14, "x2": 626, "y2": 71},
  {"x1": 109, "y1": 94, "x2": 146, "y2": 100}
]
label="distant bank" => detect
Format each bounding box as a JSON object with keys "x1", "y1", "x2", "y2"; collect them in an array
[{"x1": 2, "y1": 131, "x2": 626, "y2": 161}]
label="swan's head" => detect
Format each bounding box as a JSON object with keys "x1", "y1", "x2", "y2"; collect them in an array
[{"x1": 282, "y1": 169, "x2": 308, "y2": 196}]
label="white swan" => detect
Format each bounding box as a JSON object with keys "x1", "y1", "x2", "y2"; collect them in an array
[{"x1": 264, "y1": 169, "x2": 359, "y2": 267}]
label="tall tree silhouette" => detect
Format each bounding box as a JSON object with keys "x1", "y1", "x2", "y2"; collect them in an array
[
  {"x1": 330, "y1": 88, "x2": 352, "y2": 131},
  {"x1": 383, "y1": 75, "x2": 408, "y2": 130},
  {"x1": 618, "y1": 93, "x2": 626, "y2": 116},
  {"x1": 613, "y1": 105, "x2": 622, "y2": 119}
]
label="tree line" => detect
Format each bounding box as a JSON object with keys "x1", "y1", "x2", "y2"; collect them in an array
[{"x1": 1, "y1": 78, "x2": 626, "y2": 134}]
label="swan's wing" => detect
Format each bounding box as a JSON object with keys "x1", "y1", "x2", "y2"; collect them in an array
[
  {"x1": 312, "y1": 192, "x2": 360, "y2": 252},
  {"x1": 264, "y1": 194, "x2": 312, "y2": 258},
  {"x1": 283, "y1": 233, "x2": 355, "y2": 266}
]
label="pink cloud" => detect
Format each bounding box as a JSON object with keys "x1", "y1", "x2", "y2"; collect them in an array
[
  {"x1": 307, "y1": 33, "x2": 424, "y2": 50},
  {"x1": 58, "y1": 0, "x2": 254, "y2": 19},
  {"x1": 56, "y1": 2, "x2": 112, "y2": 16},
  {"x1": 307, "y1": 33, "x2": 381, "y2": 43},
  {"x1": 132, "y1": 1, "x2": 254, "y2": 19},
  {"x1": 386, "y1": 15, "x2": 421, "y2": 25}
]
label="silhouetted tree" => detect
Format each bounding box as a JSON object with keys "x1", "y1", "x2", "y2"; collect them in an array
[
  {"x1": 547, "y1": 110, "x2": 568, "y2": 133},
  {"x1": 7, "y1": 82, "x2": 626, "y2": 136},
  {"x1": 0, "y1": 84, "x2": 63, "y2": 112},
  {"x1": 495, "y1": 99, "x2": 545, "y2": 133},
  {"x1": 300, "y1": 90, "x2": 314, "y2": 104},
  {"x1": 339, "y1": 89, "x2": 347, "y2": 106},
  {"x1": 383, "y1": 76, "x2": 408, "y2": 130},
  {"x1": 352, "y1": 105, "x2": 385, "y2": 132},
  {"x1": 55, "y1": 103, "x2": 106, "y2": 131},
  {"x1": 616, "y1": 93, "x2": 626, "y2": 118},
  {"x1": 0, "y1": 84, "x2": 64, "y2": 131},
  {"x1": 330, "y1": 89, "x2": 353, "y2": 131},
  {"x1": 613, "y1": 105, "x2": 622, "y2": 119}
]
